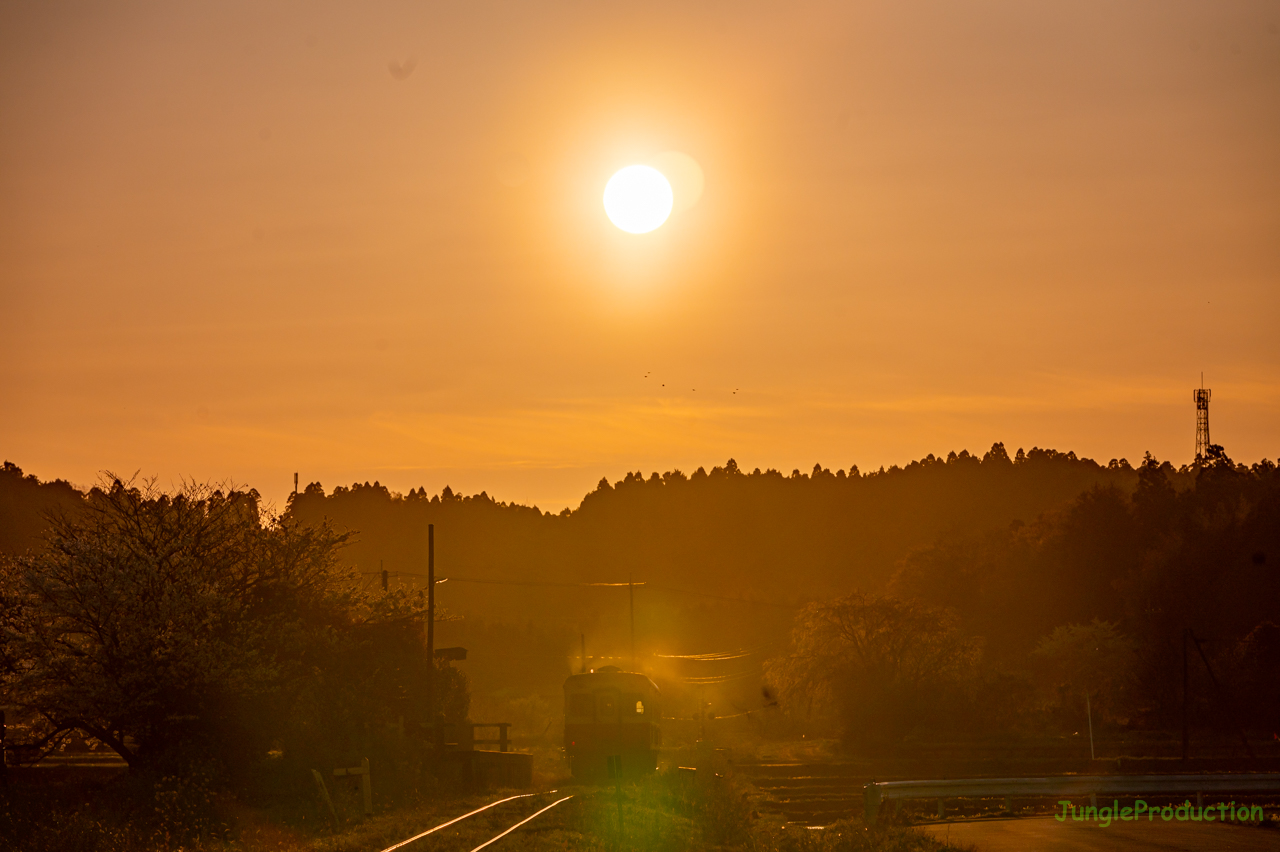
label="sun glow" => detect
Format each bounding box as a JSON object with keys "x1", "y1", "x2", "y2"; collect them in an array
[{"x1": 603, "y1": 165, "x2": 674, "y2": 234}]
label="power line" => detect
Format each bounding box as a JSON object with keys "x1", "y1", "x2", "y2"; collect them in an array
[
  {"x1": 679, "y1": 670, "x2": 762, "y2": 684},
  {"x1": 644, "y1": 583, "x2": 798, "y2": 609},
  {"x1": 449, "y1": 576, "x2": 639, "y2": 588},
  {"x1": 358, "y1": 571, "x2": 798, "y2": 608},
  {"x1": 654, "y1": 642, "x2": 775, "y2": 662},
  {"x1": 703, "y1": 709, "x2": 760, "y2": 719},
  {"x1": 656, "y1": 651, "x2": 754, "y2": 661},
  {"x1": 360, "y1": 571, "x2": 640, "y2": 589}
]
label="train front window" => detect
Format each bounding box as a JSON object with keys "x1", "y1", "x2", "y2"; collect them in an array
[
  {"x1": 569, "y1": 693, "x2": 594, "y2": 719},
  {"x1": 635, "y1": 700, "x2": 644, "y2": 714},
  {"x1": 598, "y1": 692, "x2": 616, "y2": 718}
]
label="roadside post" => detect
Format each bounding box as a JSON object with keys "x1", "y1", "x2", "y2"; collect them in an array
[
  {"x1": 863, "y1": 778, "x2": 880, "y2": 824},
  {"x1": 310, "y1": 769, "x2": 338, "y2": 827},
  {"x1": 607, "y1": 754, "x2": 624, "y2": 839},
  {"x1": 334, "y1": 757, "x2": 372, "y2": 817}
]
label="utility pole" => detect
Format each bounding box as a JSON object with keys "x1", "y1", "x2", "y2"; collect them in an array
[
  {"x1": 293, "y1": 472, "x2": 299, "y2": 496},
  {"x1": 1182, "y1": 628, "x2": 1189, "y2": 761},
  {"x1": 629, "y1": 573, "x2": 636, "y2": 671},
  {"x1": 1086, "y1": 692, "x2": 1095, "y2": 761},
  {"x1": 426, "y1": 524, "x2": 435, "y2": 737},
  {"x1": 381, "y1": 559, "x2": 387, "y2": 592},
  {"x1": 581, "y1": 634, "x2": 587, "y2": 674},
  {"x1": 1188, "y1": 630, "x2": 1254, "y2": 758}
]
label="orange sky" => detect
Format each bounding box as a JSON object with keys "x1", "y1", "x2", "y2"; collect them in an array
[{"x1": 2, "y1": 1, "x2": 1277, "y2": 512}]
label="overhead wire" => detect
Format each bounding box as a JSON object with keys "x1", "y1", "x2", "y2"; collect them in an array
[
  {"x1": 359, "y1": 571, "x2": 640, "y2": 588},
  {"x1": 679, "y1": 671, "x2": 762, "y2": 684},
  {"x1": 359, "y1": 571, "x2": 797, "y2": 607},
  {"x1": 653, "y1": 641, "x2": 776, "y2": 661}
]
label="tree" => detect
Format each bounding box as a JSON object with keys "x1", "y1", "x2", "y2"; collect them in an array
[
  {"x1": 765, "y1": 592, "x2": 980, "y2": 747},
  {"x1": 1032, "y1": 620, "x2": 1136, "y2": 727},
  {"x1": 0, "y1": 475, "x2": 460, "y2": 776},
  {"x1": 0, "y1": 460, "x2": 83, "y2": 557}
]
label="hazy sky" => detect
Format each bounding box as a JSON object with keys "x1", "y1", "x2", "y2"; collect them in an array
[{"x1": 2, "y1": 1, "x2": 1277, "y2": 511}]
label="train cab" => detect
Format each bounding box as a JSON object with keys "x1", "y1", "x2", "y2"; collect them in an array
[{"x1": 563, "y1": 666, "x2": 661, "y2": 779}]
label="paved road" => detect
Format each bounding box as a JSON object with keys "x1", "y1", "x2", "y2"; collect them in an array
[{"x1": 922, "y1": 816, "x2": 1276, "y2": 851}]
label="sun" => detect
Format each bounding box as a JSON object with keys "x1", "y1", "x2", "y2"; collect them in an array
[{"x1": 603, "y1": 165, "x2": 674, "y2": 234}]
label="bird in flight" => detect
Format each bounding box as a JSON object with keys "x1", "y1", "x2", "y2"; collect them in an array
[{"x1": 388, "y1": 58, "x2": 416, "y2": 81}]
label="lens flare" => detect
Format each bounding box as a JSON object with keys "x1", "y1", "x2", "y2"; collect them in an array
[{"x1": 603, "y1": 165, "x2": 674, "y2": 234}]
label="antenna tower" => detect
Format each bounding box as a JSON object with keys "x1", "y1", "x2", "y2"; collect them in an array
[{"x1": 1193, "y1": 376, "x2": 1211, "y2": 463}]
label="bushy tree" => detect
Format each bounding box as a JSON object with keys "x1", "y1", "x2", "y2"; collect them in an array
[
  {"x1": 765, "y1": 592, "x2": 980, "y2": 748},
  {"x1": 0, "y1": 476, "x2": 463, "y2": 778},
  {"x1": 1032, "y1": 620, "x2": 1136, "y2": 727},
  {"x1": 891, "y1": 451, "x2": 1280, "y2": 731}
]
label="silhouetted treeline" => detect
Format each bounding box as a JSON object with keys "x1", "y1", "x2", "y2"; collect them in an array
[
  {"x1": 271, "y1": 443, "x2": 1145, "y2": 721},
  {"x1": 0, "y1": 476, "x2": 467, "y2": 788},
  {"x1": 0, "y1": 447, "x2": 1144, "y2": 603},
  {"x1": 891, "y1": 447, "x2": 1280, "y2": 734},
  {"x1": 278, "y1": 443, "x2": 1279, "y2": 743},
  {"x1": 6, "y1": 445, "x2": 1275, "y2": 745},
  {"x1": 283, "y1": 443, "x2": 1137, "y2": 606},
  {"x1": 0, "y1": 461, "x2": 82, "y2": 555}
]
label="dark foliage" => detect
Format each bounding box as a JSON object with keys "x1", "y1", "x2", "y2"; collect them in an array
[
  {"x1": 0, "y1": 461, "x2": 83, "y2": 557},
  {"x1": 284, "y1": 443, "x2": 1134, "y2": 605},
  {"x1": 767, "y1": 593, "x2": 980, "y2": 748},
  {"x1": 0, "y1": 476, "x2": 468, "y2": 788},
  {"x1": 892, "y1": 449, "x2": 1280, "y2": 734}
]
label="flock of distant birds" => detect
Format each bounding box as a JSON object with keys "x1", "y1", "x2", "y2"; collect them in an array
[{"x1": 643, "y1": 370, "x2": 738, "y2": 396}]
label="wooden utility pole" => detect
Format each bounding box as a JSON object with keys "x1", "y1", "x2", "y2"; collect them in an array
[
  {"x1": 1188, "y1": 630, "x2": 1254, "y2": 758},
  {"x1": 310, "y1": 769, "x2": 338, "y2": 826},
  {"x1": 1182, "y1": 628, "x2": 1189, "y2": 761},
  {"x1": 427, "y1": 524, "x2": 435, "y2": 736},
  {"x1": 629, "y1": 574, "x2": 636, "y2": 671},
  {"x1": 1085, "y1": 692, "x2": 1095, "y2": 760}
]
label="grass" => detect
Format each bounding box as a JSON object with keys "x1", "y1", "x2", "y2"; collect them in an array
[
  {"x1": 1, "y1": 763, "x2": 969, "y2": 852},
  {"x1": 10, "y1": 726, "x2": 1278, "y2": 851}
]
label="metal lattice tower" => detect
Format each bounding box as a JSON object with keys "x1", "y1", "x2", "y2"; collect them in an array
[{"x1": 1193, "y1": 380, "x2": 1211, "y2": 462}]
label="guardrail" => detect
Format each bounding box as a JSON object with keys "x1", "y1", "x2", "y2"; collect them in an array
[{"x1": 863, "y1": 773, "x2": 1280, "y2": 823}]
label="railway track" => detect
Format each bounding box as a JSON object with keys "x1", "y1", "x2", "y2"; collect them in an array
[
  {"x1": 377, "y1": 790, "x2": 574, "y2": 852},
  {"x1": 738, "y1": 762, "x2": 869, "y2": 825}
]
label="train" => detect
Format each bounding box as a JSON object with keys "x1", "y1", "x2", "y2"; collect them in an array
[{"x1": 563, "y1": 665, "x2": 661, "y2": 779}]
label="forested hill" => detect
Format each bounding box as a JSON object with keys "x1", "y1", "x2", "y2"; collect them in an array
[
  {"x1": 4, "y1": 449, "x2": 1274, "y2": 738},
  {"x1": 0, "y1": 461, "x2": 82, "y2": 556},
  {"x1": 283, "y1": 443, "x2": 1148, "y2": 605}
]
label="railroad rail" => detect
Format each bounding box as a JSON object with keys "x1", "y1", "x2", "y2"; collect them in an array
[
  {"x1": 378, "y1": 790, "x2": 573, "y2": 852},
  {"x1": 863, "y1": 773, "x2": 1280, "y2": 824},
  {"x1": 469, "y1": 796, "x2": 575, "y2": 852}
]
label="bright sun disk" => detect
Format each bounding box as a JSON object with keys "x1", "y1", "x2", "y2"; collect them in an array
[{"x1": 603, "y1": 165, "x2": 673, "y2": 234}]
